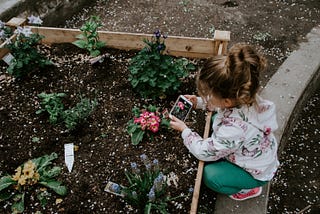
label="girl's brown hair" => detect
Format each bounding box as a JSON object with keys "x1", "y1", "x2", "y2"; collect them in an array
[{"x1": 196, "y1": 43, "x2": 266, "y2": 105}]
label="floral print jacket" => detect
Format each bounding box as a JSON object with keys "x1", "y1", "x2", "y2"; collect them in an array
[{"x1": 181, "y1": 96, "x2": 279, "y2": 181}]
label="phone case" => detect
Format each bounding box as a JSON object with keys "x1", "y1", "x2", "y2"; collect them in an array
[{"x1": 170, "y1": 95, "x2": 193, "y2": 121}]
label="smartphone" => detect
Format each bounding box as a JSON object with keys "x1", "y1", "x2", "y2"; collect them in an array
[{"x1": 170, "y1": 95, "x2": 193, "y2": 121}]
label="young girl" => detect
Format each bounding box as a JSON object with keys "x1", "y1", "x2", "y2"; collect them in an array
[{"x1": 170, "y1": 43, "x2": 279, "y2": 201}]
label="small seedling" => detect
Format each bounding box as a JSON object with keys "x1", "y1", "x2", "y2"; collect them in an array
[{"x1": 73, "y1": 16, "x2": 106, "y2": 57}]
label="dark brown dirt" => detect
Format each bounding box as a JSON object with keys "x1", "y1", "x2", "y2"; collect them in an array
[
  {"x1": 0, "y1": 44, "x2": 208, "y2": 213},
  {"x1": 1, "y1": 0, "x2": 320, "y2": 213}
]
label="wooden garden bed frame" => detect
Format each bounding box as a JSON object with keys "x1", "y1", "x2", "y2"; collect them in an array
[
  {"x1": 1, "y1": 17, "x2": 229, "y2": 59},
  {"x1": 30, "y1": 26, "x2": 230, "y2": 59},
  {"x1": 0, "y1": 17, "x2": 230, "y2": 213}
]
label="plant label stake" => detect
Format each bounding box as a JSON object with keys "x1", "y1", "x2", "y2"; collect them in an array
[
  {"x1": 1, "y1": 52, "x2": 14, "y2": 65},
  {"x1": 89, "y1": 53, "x2": 110, "y2": 65},
  {"x1": 104, "y1": 181, "x2": 124, "y2": 197},
  {"x1": 64, "y1": 143, "x2": 74, "y2": 172}
]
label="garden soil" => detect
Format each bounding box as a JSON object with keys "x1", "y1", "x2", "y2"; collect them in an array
[{"x1": 1, "y1": 0, "x2": 320, "y2": 213}]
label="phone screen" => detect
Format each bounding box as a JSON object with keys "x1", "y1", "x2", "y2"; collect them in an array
[{"x1": 170, "y1": 95, "x2": 193, "y2": 121}]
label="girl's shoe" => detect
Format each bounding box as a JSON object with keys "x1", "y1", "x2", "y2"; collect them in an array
[{"x1": 229, "y1": 187, "x2": 262, "y2": 201}]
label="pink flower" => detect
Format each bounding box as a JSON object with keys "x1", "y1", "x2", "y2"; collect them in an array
[
  {"x1": 149, "y1": 124, "x2": 159, "y2": 133},
  {"x1": 142, "y1": 111, "x2": 150, "y2": 118},
  {"x1": 131, "y1": 108, "x2": 164, "y2": 135},
  {"x1": 148, "y1": 117, "x2": 158, "y2": 126},
  {"x1": 149, "y1": 112, "x2": 155, "y2": 117},
  {"x1": 140, "y1": 118, "x2": 147, "y2": 124},
  {"x1": 141, "y1": 123, "x2": 147, "y2": 130},
  {"x1": 149, "y1": 116, "x2": 161, "y2": 125},
  {"x1": 178, "y1": 101, "x2": 184, "y2": 110}
]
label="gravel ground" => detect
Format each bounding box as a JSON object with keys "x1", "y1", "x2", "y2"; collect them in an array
[{"x1": 268, "y1": 86, "x2": 320, "y2": 213}]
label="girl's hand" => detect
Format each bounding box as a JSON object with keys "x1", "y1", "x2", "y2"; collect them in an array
[
  {"x1": 184, "y1": 95, "x2": 197, "y2": 109},
  {"x1": 169, "y1": 115, "x2": 188, "y2": 132}
]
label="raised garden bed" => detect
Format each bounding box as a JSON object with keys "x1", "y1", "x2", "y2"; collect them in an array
[{"x1": 0, "y1": 18, "x2": 230, "y2": 213}]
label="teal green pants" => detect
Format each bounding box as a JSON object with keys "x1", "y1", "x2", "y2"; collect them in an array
[{"x1": 203, "y1": 160, "x2": 268, "y2": 195}]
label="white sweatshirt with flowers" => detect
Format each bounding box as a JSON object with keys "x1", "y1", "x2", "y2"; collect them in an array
[{"x1": 181, "y1": 95, "x2": 279, "y2": 181}]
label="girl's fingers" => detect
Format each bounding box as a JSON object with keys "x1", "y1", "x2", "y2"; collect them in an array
[
  {"x1": 170, "y1": 115, "x2": 182, "y2": 123},
  {"x1": 184, "y1": 95, "x2": 197, "y2": 107}
]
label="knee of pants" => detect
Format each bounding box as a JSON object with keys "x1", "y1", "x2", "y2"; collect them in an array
[{"x1": 203, "y1": 165, "x2": 222, "y2": 192}]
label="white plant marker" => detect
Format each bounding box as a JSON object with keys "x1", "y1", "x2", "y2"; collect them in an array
[
  {"x1": 2, "y1": 53, "x2": 14, "y2": 65},
  {"x1": 64, "y1": 143, "x2": 74, "y2": 172}
]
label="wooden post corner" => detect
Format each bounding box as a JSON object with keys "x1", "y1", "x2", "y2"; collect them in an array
[{"x1": 6, "y1": 17, "x2": 27, "y2": 28}]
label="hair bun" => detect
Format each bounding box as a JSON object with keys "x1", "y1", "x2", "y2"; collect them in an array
[
  {"x1": 197, "y1": 43, "x2": 266, "y2": 106},
  {"x1": 229, "y1": 43, "x2": 266, "y2": 73}
]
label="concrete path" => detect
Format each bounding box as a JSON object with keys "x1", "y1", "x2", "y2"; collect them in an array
[
  {"x1": 0, "y1": 0, "x2": 19, "y2": 15},
  {"x1": 214, "y1": 25, "x2": 320, "y2": 214}
]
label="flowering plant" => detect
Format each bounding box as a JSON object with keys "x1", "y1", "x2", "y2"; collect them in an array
[
  {"x1": 0, "y1": 20, "x2": 12, "y2": 41},
  {"x1": 5, "y1": 15, "x2": 52, "y2": 78},
  {"x1": 127, "y1": 105, "x2": 170, "y2": 145},
  {"x1": 109, "y1": 154, "x2": 185, "y2": 213},
  {"x1": 0, "y1": 153, "x2": 67, "y2": 213},
  {"x1": 27, "y1": 15, "x2": 43, "y2": 25},
  {"x1": 128, "y1": 30, "x2": 195, "y2": 99}
]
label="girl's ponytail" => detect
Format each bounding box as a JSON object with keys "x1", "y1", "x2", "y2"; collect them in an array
[{"x1": 197, "y1": 43, "x2": 266, "y2": 105}]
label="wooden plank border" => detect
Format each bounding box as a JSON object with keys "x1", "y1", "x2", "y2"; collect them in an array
[
  {"x1": 0, "y1": 34, "x2": 16, "y2": 59},
  {"x1": 0, "y1": 18, "x2": 26, "y2": 59},
  {"x1": 29, "y1": 26, "x2": 230, "y2": 58}
]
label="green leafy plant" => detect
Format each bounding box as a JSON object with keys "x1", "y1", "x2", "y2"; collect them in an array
[
  {"x1": 62, "y1": 97, "x2": 98, "y2": 130},
  {"x1": 108, "y1": 154, "x2": 185, "y2": 213},
  {"x1": 5, "y1": 16, "x2": 52, "y2": 78},
  {"x1": 128, "y1": 30, "x2": 195, "y2": 99},
  {"x1": 36, "y1": 92, "x2": 66, "y2": 124},
  {"x1": 72, "y1": 15, "x2": 106, "y2": 57},
  {"x1": 0, "y1": 153, "x2": 67, "y2": 213},
  {"x1": 36, "y1": 92, "x2": 98, "y2": 131},
  {"x1": 127, "y1": 105, "x2": 170, "y2": 145},
  {"x1": 0, "y1": 20, "x2": 12, "y2": 41},
  {"x1": 5, "y1": 30, "x2": 52, "y2": 78}
]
